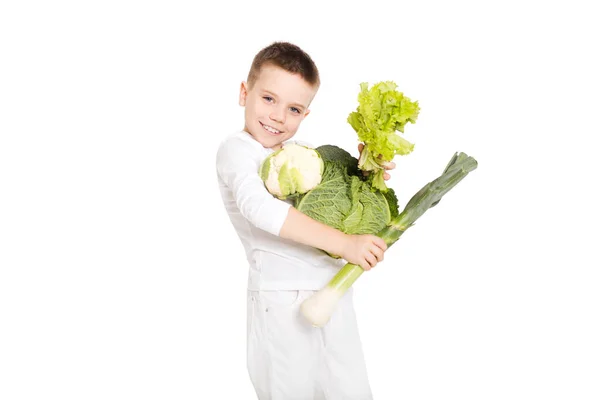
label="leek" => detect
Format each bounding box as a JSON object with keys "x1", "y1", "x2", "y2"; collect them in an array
[{"x1": 300, "y1": 152, "x2": 478, "y2": 327}]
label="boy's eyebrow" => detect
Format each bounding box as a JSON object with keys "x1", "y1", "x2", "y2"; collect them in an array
[{"x1": 262, "y1": 90, "x2": 307, "y2": 109}]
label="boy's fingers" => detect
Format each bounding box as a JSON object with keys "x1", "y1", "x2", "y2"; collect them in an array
[
  {"x1": 384, "y1": 161, "x2": 396, "y2": 170},
  {"x1": 366, "y1": 253, "x2": 377, "y2": 268},
  {"x1": 376, "y1": 246, "x2": 384, "y2": 262},
  {"x1": 373, "y1": 237, "x2": 387, "y2": 251},
  {"x1": 361, "y1": 259, "x2": 371, "y2": 271},
  {"x1": 384, "y1": 173, "x2": 391, "y2": 181},
  {"x1": 371, "y1": 248, "x2": 382, "y2": 263}
]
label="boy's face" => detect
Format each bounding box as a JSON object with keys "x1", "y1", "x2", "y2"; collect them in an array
[{"x1": 239, "y1": 64, "x2": 317, "y2": 150}]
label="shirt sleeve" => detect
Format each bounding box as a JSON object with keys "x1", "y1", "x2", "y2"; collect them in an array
[{"x1": 216, "y1": 137, "x2": 291, "y2": 236}]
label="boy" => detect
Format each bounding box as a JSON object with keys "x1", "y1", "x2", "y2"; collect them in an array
[{"x1": 216, "y1": 42, "x2": 391, "y2": 399}]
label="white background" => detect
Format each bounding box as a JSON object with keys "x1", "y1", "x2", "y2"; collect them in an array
[{"x1": 1, "y1": 0, "x2": 599, "y2": 399}]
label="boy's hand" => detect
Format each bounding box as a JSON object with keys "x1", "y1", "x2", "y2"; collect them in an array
[
  {"x1": 358, "y1": 143, "x2": 396, "y2": 180},
  {"x1": 341, "y1": 234, "x2": 387, "y2": 271}
]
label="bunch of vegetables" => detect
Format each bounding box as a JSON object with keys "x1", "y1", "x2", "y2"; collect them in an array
[{"x1": 260, "y1": 81, "x2": 478, "y2": 327}]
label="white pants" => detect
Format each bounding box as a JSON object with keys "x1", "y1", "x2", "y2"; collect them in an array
[{"x1": 247, "y1": 289, "x2": 373, "y2": 400}]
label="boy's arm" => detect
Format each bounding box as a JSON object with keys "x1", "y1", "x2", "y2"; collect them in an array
[
  {"x1": 280, "y1": 207, "x2": 386, "y2": 271},
  {"x1": 217, "y1": 137, "x2": 292, "y2": 236},
  {"x1": 217, "y1": 137, "x2": 386, "y2": 270}
]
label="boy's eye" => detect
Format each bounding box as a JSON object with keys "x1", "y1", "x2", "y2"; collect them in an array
[
  {"x1": 263, "y1": 96, "x2": 273, "y2": 102},
  {"x1": 290, "y1": 107, "x2": 301, "y2": 114}
]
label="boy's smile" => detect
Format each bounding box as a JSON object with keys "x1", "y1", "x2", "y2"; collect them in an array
[
  {"x1": 260, "y1": 121, "x2": 282, "y2": 135},
  {"x1": 239, "y1": 64, "x2": 317, "y2": 150}
]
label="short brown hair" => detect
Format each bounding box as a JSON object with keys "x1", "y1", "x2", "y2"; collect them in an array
[{"x1": 247, "y1": 42, "x2": 320, "y2": 89}]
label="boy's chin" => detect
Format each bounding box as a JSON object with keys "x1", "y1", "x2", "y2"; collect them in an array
[
  {"x1": 251, "y1": 132, "x2": 286, "y2": 150},
  {"x1": 262, "y1": 138, "x2": 284, "y2": 150}
]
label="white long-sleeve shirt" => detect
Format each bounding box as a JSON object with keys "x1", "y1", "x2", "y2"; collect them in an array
[{"x1": 216, "y1": 131, "x2": 346, "y2": 291}]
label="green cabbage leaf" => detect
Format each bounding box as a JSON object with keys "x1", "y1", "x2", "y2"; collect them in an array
[{"x1": 294, "y1": 145, "x2": 399, "y2": 237}]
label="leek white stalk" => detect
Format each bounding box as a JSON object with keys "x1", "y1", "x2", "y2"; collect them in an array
[
  {"x1": 300, "y1": 286, "x2": 345, "y2": 327},
  {"x1": 300, "y1": 152, "x2": 478, "y2": 327},
  {"x1": 300, "y1": 264, "x2": 363, "y2": 327}
]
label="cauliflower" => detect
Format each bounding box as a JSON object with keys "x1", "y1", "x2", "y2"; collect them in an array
[{"x1": 259, "y1": 143, "x2": 324, "y2": 199}]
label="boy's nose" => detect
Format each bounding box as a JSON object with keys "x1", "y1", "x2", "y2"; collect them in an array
[{"x1": 269, "y1": 108, "x2": 285, "y2": 123}]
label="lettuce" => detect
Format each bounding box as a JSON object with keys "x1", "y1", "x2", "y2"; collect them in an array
[{"x1": 347, "y1": 81, "x2": 420, "y2": 191}]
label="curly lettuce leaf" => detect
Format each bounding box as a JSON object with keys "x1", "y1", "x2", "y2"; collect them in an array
[{"x1": 348, "y1": 81, "x2": 420, "y2": 191}]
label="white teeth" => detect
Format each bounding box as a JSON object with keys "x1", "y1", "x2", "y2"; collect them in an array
[{"x1": 263, "y1": 124, "x2": 280, "y2": 134}]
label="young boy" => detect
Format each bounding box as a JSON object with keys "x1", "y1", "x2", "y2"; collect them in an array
[{"x1": 216, "y1": 42, "x2": 390, "y2": 399}]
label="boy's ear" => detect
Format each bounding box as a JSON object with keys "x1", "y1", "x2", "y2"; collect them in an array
[
  {"x1": 239, "y1": 82, "x2": 248, "y2": 106},
  {"x1": 304, "y1": 109, "x2": 311, "y2": 117}
]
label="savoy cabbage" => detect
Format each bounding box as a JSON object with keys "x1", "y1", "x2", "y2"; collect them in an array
[{"x1": 294, "y1": 144, "x2": 399, "y2": 236}]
